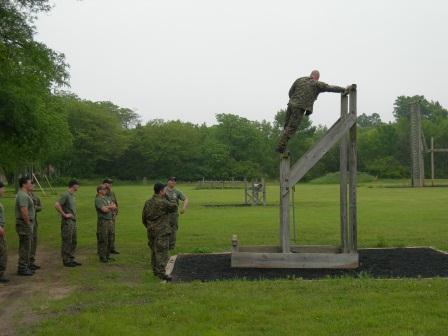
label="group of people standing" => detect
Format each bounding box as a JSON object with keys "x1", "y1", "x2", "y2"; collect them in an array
[
  {"x1": 0, "y1": 176, "x2": 187, "y2": 283},
  {"x1": 0, "y1": 177, "x2": 45, "y2": 281},
  {"x1": 142, "y1": 177, "x2": 188, "y2": 281}
]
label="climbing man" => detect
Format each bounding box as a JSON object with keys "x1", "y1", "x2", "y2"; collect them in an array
[
  {"x1": 276, "y1": 70, "x2": 350, "y2": 153},
  {"x1": 142, "y1": 182, "x2": 178, "y2": 281},
  {"x1": 165, "y1": 177, "x2": 188, "y2": 250}
]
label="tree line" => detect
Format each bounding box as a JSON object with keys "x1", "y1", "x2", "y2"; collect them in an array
[{"x1": 2, "y1": 1, "x2": 448, "y2": 183}]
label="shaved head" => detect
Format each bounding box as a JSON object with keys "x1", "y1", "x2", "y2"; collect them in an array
[{"x1": 310, "y1": 70, "x2": 320, "y2": 80}]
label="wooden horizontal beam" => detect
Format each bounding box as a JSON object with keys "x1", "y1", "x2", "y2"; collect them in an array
[
  {"x1": 237, "y1": 245, "x2": 342, "y2": 254},
  {"x1": 287, "y1": 113, "x2": 357, "y2": 189},
  {"x1": 231, "y1": 251, "x2": 359, "y2": 269}
]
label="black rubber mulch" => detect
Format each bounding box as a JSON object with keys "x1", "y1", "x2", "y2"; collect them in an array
[{"x1": 171, "y1": 248, "x2": 448, "y2": 282}]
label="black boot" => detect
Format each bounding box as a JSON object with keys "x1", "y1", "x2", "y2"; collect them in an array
[
  {"x1": 30, "y1": 264, "x2": 41, "y2": 270},
  {"x1": 0, "y1": 275, "x2": 9, "y2": 283},
  {"x1": 17, "y1": 268, "x2": 34, "y2": 276},
  {"x1": 63, "y1": 261, "x2": 77, "y2": 267},
  {"x1": 110, "y1": 250, "x2": 120, "y2": 254}
]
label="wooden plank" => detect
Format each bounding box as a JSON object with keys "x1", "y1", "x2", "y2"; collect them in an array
[
  {"x1": 431, "y1": 137, "x2": 435, "y2": 186},
  {"x1": 165, "y1": 255, "x2": 177, "y2": 276},
  {"x1": 433, "y1": 149, "x2": 448, "y2": 152},
  {"x1": 287, "y1": 114, "x2": 356, "y2": 189},
  {"x1": 279, "y1": 153, "x2": 291, "y2": 253},
  {"x1": 340, "y1": 94, "x2": 349, "y2": 253},
  {"x1": 231, "y1": 251, "x2": 359, "y2": 269},
  {"x1": 290, "y1": 245, "x2": 341, "y2": 253},
  {"x1": 239, "y1": 246, "x2": 281, "y2": 253},
  {"x1": 237, "y1": 245, "x2": 341, "y2": 254},
  {"x1": 348, "y1": 87, "x2": 357, "y2": 252}
]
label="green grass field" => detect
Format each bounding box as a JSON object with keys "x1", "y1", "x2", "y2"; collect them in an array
[{"x1": 1, "y1": 182, "x2": 448, "y2": 335}]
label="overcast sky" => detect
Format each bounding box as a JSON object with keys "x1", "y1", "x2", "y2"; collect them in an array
[{"x1": 36, "y1": 0, "x2": 448, "y2": 126}]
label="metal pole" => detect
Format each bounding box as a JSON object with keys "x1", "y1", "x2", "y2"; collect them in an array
[{"x1": 431, "y1": 137, "x2": 435, "y2": 186}]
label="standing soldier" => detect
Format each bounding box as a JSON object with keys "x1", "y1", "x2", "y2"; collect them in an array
[
  {"x1": 276, "y1": 70, "x2": 349, "y2": 153},
  {"x1": 15, "y1": 177, "x2": 35, "y2": 276},
  {"x1": 142, "y1": 182, "x2": 177, "y2": 281},
  {"x1": 29, "y1": 187, "x2": 42, "y2": 271},
  {"x1": 54, "y1": 179, "x2": 81, "y2": 267},
  {"x1": 0, "y1": 181, "x2": 9, "y2": 283},
  {"x1": 95, "y1": 184, "x2": 116, "y2": 263},
  {"x1": 165, "y1": 177, "x2": 188, "y2": 250},
  {"x1": 103, "y1": 178, "x2": 119, "y2": 254}
]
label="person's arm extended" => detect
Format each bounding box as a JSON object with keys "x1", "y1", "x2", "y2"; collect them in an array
[
  {"x1": 316, "y1": 81, "x2": 345, "y2": 93},
  {"x1": 20, "y1": 207, "x2": 30, "y2": 225},
  {"x1": 288, "y1": 80, "x2": 297, "y2": 98},
  {"x1": 180, "y1": 197, "x2": 189, "y2": 214},
  {"x1": 54, "y1": 202, "x2": 72, "y2": 219},
  {"x1": 35, "y1": 197, "x2": 42, "y2": 212}
]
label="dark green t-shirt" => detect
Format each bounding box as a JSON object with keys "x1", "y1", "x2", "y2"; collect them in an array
[
  {"x1": 58, "y1": 191, "x2": 76, "y2": 220},
  {"x1": 165, "y1": 188, "x2": 185, "y2": 205},
  {"x1": 0, "y1": 202, "x2": 5, "y2": 227},
  {"x1": 95, "y1": 196, "x2": 113, "y2": 220},
  {"x1": 15, "y1": 190, "x2": 35, "y2": 222}
]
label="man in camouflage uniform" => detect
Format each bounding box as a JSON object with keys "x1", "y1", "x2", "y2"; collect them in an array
[
  {"x1": 54, "y1": 179, "x2": 81, "y2": 267},
  {"x1": 0, "y1": 181, "x2": 9, "y2": 282},
  {"x1": 277, "y1": 70, "x2": 349, "y2": 153},
  {"x1": 95, "y1": 184, "x2": 116, "y2": 263},
  {"x1": 15, "y1": 177, "x2": 35, "y2": 276},
  {"x1": 29, "y1": 187, "x2": 42, "y2": 270},
  {"x1": 142, "y1": 182, "x2": 178, "y2": 281},
  {"x1": 103, "y1": 178, "x2": 119, "y2": 254},
  {"x1": 165, "y1": 177, "x2": 188, "y2": 250}
]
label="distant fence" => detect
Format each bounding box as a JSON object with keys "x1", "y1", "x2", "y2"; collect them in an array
[{"x1": 196, "y1": 180, "x2": 247, "y2": 189}]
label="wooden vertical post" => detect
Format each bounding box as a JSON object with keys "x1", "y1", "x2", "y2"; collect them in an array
[
  {"x1": 280, "y1": 153, "x2": 291, "y2": 253},
  {"x1": 348, "y1": 85, "x2": 357, "y2": 252},
  {"x1": 340, "y1": 93, "x2": 349, "y2": 253},
  {"x1": 410, "y1": 103, "x2": 424, "y2": 187},
  {"x1": 244, "y1": 178, "x2": 248, "y2": 205},
  {"x1": 262, "y1": 178, "x2": 266, "y2": 207},
  {"x1": 431, "y1": 137, "x2": 435, "y2": 186},
  {"x1": 251, "y1": 178, "x2": 256, "y2": 206}
]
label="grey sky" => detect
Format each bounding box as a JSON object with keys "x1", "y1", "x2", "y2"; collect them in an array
[{"x1": 36, "y1": 0, "x2": 448, "y2": 126}]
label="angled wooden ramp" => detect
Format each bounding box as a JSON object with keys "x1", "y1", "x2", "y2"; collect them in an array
[{"x1": 231, "y1": 84, "x2": 359, "y2": 269}]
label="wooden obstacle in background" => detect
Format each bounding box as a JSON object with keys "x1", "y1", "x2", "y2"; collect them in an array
[
  {"x1": 409, "y1": 103, "x2": 448, "y2": 187},
  {"x1": 231, "y1": 85, "x2": 358, "y2": 269},
  {"x1": 244, "y1": 178, "x2": 266, "y2": 206},
  {"x1": 410, "y1": 103, "x2": 425, "y2": 187}
]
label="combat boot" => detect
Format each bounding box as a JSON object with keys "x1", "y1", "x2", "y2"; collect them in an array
[
  {"x1": 17, "y1": 268, "x2": 34, "y2": 276},
  {"x1": 0, "y1": 275, "x2": 9, "y2": 283},
  {"x1": 30, "y1": 264, "x2": 41, "y2": 270},
  {"x1": 63, "y1": 261, "x2": 76, "y2": 267}
]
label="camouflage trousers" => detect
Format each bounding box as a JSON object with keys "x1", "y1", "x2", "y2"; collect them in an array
[
  {"x1": 30, "y1": 220, "x2": 38, "y2": 264},
  {"x1": 0, "y1": 234, "x2": 7, "y2": 277},
  {"x1": 16, "y1": 220, "x2": 34, "y2": 270},
  {"x1": 168, "y1": 212, "x2": 179, "y2": 250},
  {"x1": 147, "y1": 228, "x2": 170, "y2": 278},
  {"x1": 277, "y1": 105, "x2": 306, "y2": 152},
  {"x1": 97, "y1": 219, "x2": 113, "y2": 260},
  {"x1": 61, "y1": 219, "x2": 77, "y2": 263},
  {"x1": 109, "y1": 216, "x2": 116, "y2": 252}
]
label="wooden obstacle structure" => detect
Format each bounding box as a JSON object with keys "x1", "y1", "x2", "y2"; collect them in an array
[
  {"x1": 428, "y1": 137, "x2": 448, "y2": 186},
  {"x1": 410, "y1": 103, "x2": 425, "y2": 187},
  {"x1": 409, "y1": 103, "x2": 448, "y2": 187},
  {"x1": 244, "y1": 178, "x2": 266, "y2": 206},
  {"x1": 231, "y1": 85, "x2": 358, "y2": 269}
]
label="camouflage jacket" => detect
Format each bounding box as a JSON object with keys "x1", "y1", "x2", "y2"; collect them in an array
[
  {"x1": 288, "y1": 76, "x2": 345, "y2": 112},
  {"x1": 142, "y1": 195, "x2": 178, "y2": 234}
]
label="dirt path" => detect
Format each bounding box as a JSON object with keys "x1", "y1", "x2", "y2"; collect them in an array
[{"x1": 0, "y1": 247, "x2": 75, "y2": 336}]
